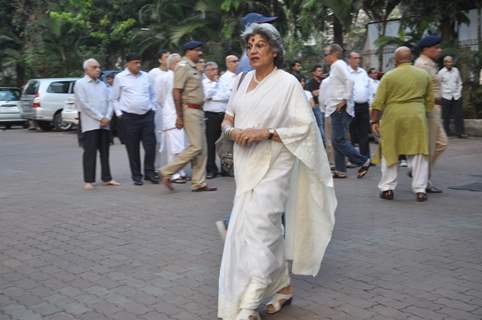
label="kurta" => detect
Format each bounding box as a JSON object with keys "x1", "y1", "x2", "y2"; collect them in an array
[
  {"x1": 218, "y1": 69, "x2": 337, "y2": 319},
  {"x1": 155, "y1": 70, "x2": 186, "y2": 179},
  {"x1": 372, "y1": 63, "x2": 434, "y2": 167}
]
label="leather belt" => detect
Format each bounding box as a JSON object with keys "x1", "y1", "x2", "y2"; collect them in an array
[{"x1": 185, "y1": 103, "x2": 203, "y2": 110}]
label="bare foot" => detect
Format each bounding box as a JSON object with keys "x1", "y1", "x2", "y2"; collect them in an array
[
  {"x1": 103, "y1": 180, "x2": 120, "y2": 186},
  {"x1": 84, "y1": 183, "x2": 94, "y2": 191},
  {"x1": 266, "y1": 286, "x2": 293, "y2": 314},
  {"x1": 162, "y1": 176, "x2": 174, "y2": 191}
]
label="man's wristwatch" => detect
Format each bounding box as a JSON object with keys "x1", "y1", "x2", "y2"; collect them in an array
[{"x1": 267, "y1": 128, "x2": 275, "y2": 140}]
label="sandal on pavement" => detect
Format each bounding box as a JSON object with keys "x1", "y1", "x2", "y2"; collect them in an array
[
  {"x1": 192, "y1": 186, "x2": 217, "y2": 192},
  {"x1": 416, "y1": 192, "x2": 427, "y2": 202},
  {"x1": 357, "y1": 165, "x2": 370, "y2": 179},
  {"x1": 332, "y1": 172, "x2": 347, "y2": 179},
  {"x1": 236, "y1": 309, "x2": 260, "y2": 320},
  {"x1": 379, "y1": 190, "x2": 394, "y2": 200},
  {"x1": 103, "y1": 180, "x2": 120, "y2": 186},
  {"x1": 265, "y1": 292, "x2": 293, "y2": 315},
  {"x1": 171, "y1": 177, "x2": 187, "y2": 184}
]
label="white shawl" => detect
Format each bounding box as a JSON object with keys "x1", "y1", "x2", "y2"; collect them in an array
[{"x1": 227, "y1": 69, "x2": 337, "y2": 276}]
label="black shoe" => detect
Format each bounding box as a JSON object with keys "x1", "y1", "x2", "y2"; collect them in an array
[
  {"x1": 380, "y1": 190, "x2": 394, "y2": 200},
  {"x1": 133, "y1": 180, "x2": 144, "y2": 186},
  {"x1": 426, "y1": 186, "x2": 443, "y2": 193},
  {"x1": 145, "y1": 174, "x2": 160, "y2": 184},
  {"x1": 206, "y1": 172, "x2": 218, "y2": 179}
]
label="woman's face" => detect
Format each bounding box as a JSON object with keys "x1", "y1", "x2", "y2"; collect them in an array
[{"x1": 247, "y1": 34, "x2": 276, "y2": 69}]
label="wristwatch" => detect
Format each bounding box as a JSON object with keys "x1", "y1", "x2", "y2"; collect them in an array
[{"x1": 267, "y1": 128, "x2": 275, "y2": 140}]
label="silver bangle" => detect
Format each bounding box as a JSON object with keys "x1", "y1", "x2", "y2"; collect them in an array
[{"x1": 223, "y1": 126, "x2": 234, "y2": 137}]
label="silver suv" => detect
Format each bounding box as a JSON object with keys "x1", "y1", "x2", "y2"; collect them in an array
[{"x1": 21, "y1": 78, "x2": 79, "y2": 131}]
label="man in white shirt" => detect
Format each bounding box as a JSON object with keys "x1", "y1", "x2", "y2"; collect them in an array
[
  {"x1": 112, "y1": 53, "x2": 159, "y2": 185},
  {"x1": 322, "y1": 44, "x2": 370, "y2": 179},
  {"x1": 348, "y1": 51, "x2": 371, "y2": 158},
  {"x1": 74, "y1": 59, "x2": 120, "y2": 190},
  {"x1": 438, "y1": 56, "x2": 466, "y2": 138},
  {"x1": 148, "y1": 49, "x2": 170, "y2": 170},
  {"x1": 203, "y1": 61, "x2": 232, "y2": 179}
]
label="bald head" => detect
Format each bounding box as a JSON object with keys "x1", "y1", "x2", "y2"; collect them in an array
[
  {"x1": 225, "y1": 55, "x2": 239, "y2": 73},
  {"x1": 394, "y1": 47, "x2": 412, "y2": 66}
]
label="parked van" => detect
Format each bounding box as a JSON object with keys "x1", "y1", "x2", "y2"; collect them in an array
[{"x1": 21, "y1": 78, "x2": 79, "y2": 131}]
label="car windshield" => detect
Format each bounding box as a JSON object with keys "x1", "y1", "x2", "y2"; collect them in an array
[{"x1": 0, "y1": 89, "x2": 20, "y2": 101}]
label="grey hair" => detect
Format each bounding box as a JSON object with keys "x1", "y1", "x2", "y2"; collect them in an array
[
  {"x1": 241, "y1": 23, "x2": 285, "y2": 69},
  {"x1": 443, "y1": 55, "x2": 453, "y2": 62},
  {"x1": 205, "y1": 61, "x2": 218, "y2": 70},
  {"x1": 167, "y1": 53, "x2": 181, "y2": 69},
  {"x1": 326, "y1": 44, "x2": 343, "y2": 58},
  {"x1": 83, "y1": 58, "x2": 99, "y2": 70}
]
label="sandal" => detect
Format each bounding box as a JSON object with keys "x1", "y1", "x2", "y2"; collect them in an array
[
  {"x1": 357, "y1": 165, "x2": 370, "y2": 179},
  {"x1": 103, "y1": 180, "x2": 120, "y2": 186},
  {"x1": 236, "y1": 309, "x2": 260, "y2": 320},
  {"x1": 265, "y1": 292, "x2": 293, "y2": 314},
  {"x1": 332, "y1": 172, "x2": 347, "y2": 179},
  {"x1": 171, "y1": 177, "x2": 187, "y2": 184},
  {"x1": 379, "y1": 190, "x2": 394, "y2": 200}
]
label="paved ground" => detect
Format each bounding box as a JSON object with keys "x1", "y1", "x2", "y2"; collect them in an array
[{"x1": 0, "y1": 128, "x2": 481, "y2": 320}]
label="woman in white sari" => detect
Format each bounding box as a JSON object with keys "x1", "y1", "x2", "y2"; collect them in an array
[{"x1": 218, "y1": 23, "x2": 337, "y2": 320}]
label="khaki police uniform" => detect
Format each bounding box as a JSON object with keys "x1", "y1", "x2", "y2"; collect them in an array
[
  {"x1": 415, "y1": 54, "x2": 448, "y2": 166},
  {"x1": 161, "y1": 57, "x2": 207, "y2": 189}
]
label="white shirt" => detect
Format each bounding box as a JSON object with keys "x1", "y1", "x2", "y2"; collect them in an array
[
  {"x1": 438, "y1": 67, "x2": 462, "y2": 100},
  {"x1": 322, "y1": 59, "x2": 354, "y2": 117},
  {"x1": 74, "y1": 75, "x2": 113, "y2": 133},
  {"x1": 148, "y1": 67, "x2": 165, "y2": 83},
  {"x1": 112, "y1": 69, "x2": 156, "y2": 117},
  {"x1": 155, "y1": 70, "x2": 177, "y2": 130},
  {"x1": 348, "y1": 66, "x2": 370, "y2": 104},
  {"x1": 202, "y1": 77, "x2": 231, "y2": 113},
  {"x1": 219, "y1": 70, "x2": 237, "y2": 96},
  {"x1": 368, "y1": 78, "x2": 380, "y2": 106}
]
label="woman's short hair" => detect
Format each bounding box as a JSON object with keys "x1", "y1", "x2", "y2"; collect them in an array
[{"x1": 241, "y1": 23, "x2": 285, "y2": 69}]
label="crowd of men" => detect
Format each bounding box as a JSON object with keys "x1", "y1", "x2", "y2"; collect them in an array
[{"x1": 74, "y1": 12, "x2": 467, "y2": 202}]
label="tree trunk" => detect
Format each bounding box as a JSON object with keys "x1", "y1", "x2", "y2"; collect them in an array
[
  {"x1": 378, "y1": 21, "x2": 388, "y2": 71},
  {"x1": 333, "y1": 16, "x2": 344, "y2": 48},
  {"x1": 439, "y1": 15, "x2": 456, "y2": 45},
  {"x1": 16, "y1": 62, "x2": 25, "y2": 88}
]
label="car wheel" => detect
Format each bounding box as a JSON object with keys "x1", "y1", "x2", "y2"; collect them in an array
[
  {"x1": 53, "y1": 112, "x2": 73, "y2": 131},
  {"x1": 37, "y1": 121, "x2": 53, "y2": 131}
]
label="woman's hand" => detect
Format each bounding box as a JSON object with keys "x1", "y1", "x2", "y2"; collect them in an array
[{"x1": 233, "y1": 128, "x2": 269, "y2": 146}]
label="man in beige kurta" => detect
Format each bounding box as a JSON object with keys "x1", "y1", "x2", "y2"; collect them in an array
[
  {"x1": 414, "y1": 35, "x2": 447, "y2": 193},
  {"x1": 160, "y1": 41, "x2": 216, "y2": 192},
  {"x1": 371, "y1": 47, "x2": 433, "y2": 202}
]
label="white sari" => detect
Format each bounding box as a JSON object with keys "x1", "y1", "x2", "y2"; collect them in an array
[{"x1": 218, "y1": 69, "x2": 337, "y2": 319}]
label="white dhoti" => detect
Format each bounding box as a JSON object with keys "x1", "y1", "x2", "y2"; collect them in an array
[
  {"x1": 218, "y1": 69, "x2": 336, "y2": 319},
  {"x1": 162, "y1": 128, "x2": 186, "y2": 179},
  {"x1": 379, "y1": 155, "x2": 428, "y2": 193}
]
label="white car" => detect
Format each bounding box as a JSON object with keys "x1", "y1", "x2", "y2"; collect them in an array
[
  {"x1": 0, "y1": 87, "x2": 27, "y2": 129},
  {"x1": 21, "y1": 78, "x2": 79, "y2": 131},
  {"x1": 61, "y1": 97, "x2": 79, "y2": 126}
]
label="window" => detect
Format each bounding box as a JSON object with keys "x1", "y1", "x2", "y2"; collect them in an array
[
  {"x1": 47, "y1": 81, "x2": 71, "y2": 94},
  {"x1": 24, "y1": 81, "x2": 39, "y2": 95},
  {"x1": 0, "y1": 88, "x2": 20, "y2": 101}
]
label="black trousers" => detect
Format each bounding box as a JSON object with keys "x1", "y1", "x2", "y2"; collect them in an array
[
  {"x1": 350, "y1": 102, "x2": 370, "y2": 158},
  {"x1": 122, "y1": 110, "x2": 156, "y2": 182},
  {"x1": 442, "y1": 98, "x2": 465, "y2": 136},
  {"x1": 82, "y1": 129, "x2": 112, "y2": 183},
  {"x1": 205, "y1": 111, "x2": 224, "y2": 174}
]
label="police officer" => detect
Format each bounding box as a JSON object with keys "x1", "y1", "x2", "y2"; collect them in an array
[{"x1": 161, "y1": 41, "x2": 217, "y2": 192}]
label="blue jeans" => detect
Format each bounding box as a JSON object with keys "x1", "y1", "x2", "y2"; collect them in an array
[
  {"x1": 312, "y1": 107, "x2": 325, "y2": 144},
  {"x1": 331, "y1": 110, "x2": 369, "y2": 173}
]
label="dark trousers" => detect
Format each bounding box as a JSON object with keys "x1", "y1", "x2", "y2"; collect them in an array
[
  {"x1": 122, "y1": 110, "x2": 156, "y2": 182},
  {"x1": 442, "y1": 98, "x2": 465, "y2": 136},
  {"x1": 82, "y1": 129, "x2": 112, "y2": 183},
  {"x1": 331, "y1": 110, "x2": 369, "y2": 173},
  {"x1": 205, "y1": 111, "x2": 224, "y2": 174},
  {"x1": 350, "y1": 102, "x2": 370, "y2": 157}
]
